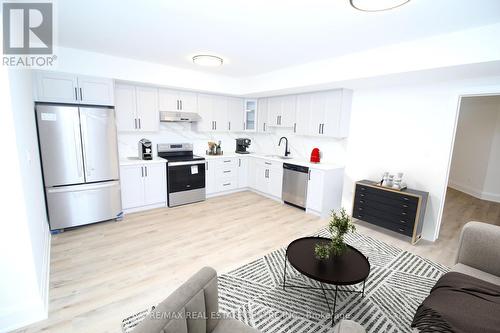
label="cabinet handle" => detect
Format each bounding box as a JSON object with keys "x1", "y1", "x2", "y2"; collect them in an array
[
  {"x1": 74, "y1": 87, "x2": 78, "y2": 101},
  {"x1": 308, "y1": 170, "x2": 311, "y2": 180},
  {"x1": 403, "y1": 197, "x2": 409, "y2": 201},
  {"x1": 223, "y1": 183, "x2": 231, "y2": 186},
  {"x1": 265, "y1": 162, "x2": 272, "y2": 165},
  {"x1": 180, "y1": 100, "x2": 183, "y2": 110},
  {"x1": 141, "y1": 166, "x2": 144, "y2": 177},
  {"x1": 79, "y1": 88, "x2": 83, "y2": 101},
  {"x1": 400, "y1": 220, "x2": 406, "y2": 224},
  {"x1": 398, "y1": 228, "x2": 405, "y2": 232},
  {"x1": 239, "y1": 159, "x2": 241, "y2": 167},
  {"x1": 224, "y1": 160, "x2": 231, "y2": 163},
  {"x1": 145, "y1": 166, "x2": 148, "y2": 177},
  {"x1": 134, "y1": 118, "x2": 137, "y2": 129},
  {"x1": 360, "y1": 200, "x2": 365, "y2": 204},
  {"x1": 243, "y1": 121, "x2": 246, "y2": 130},
  {"x1": 294, "y1": 123, "x2": 296, "y2": 133},
  {"x1": 319, "y1": 123, "x2": 321, "y2": 134},
  {"x1": 402, "y1": 204, "x2": 409, "y2": 208},
  {"x1": 228, "y1": 121, "x2": 231, "y2": 131},
  {"x1": 177, "y1": 100, "x2": 179, "y2": 110},
  {"x1": 263, "y1": 123, "x2": 266, "y2": 132},
  {"x1": 215, "y1": 121, "x2": 217, "y2": 130},
  {"x1": 360, "y1": 193, "x2": 365, "y2": 197},
  {"x1": 223, "y1": 170, "x2": 231, "y2": 173},
  {"x1": 138, "y1": 118, "x2": 141, "y2": 129},
  {"x1": 206, "y1": 161, "x2": 208, "y2": 170},
  {"x1": 401, "y1": 212, "x2": 407, "y2": 216}
]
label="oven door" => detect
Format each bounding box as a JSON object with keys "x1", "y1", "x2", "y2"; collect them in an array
[{"x1": 167, "y1": 160, "x2": 206, "y2": 207}]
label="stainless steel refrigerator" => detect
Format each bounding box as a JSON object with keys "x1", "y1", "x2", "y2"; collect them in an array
[{"x1": 35, "y1": 104, "x2": 122, "y2": 231}]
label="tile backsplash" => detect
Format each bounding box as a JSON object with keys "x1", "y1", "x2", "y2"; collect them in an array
[{"x1": 118, "y1": 122, "x2": 347, "y2": 164}]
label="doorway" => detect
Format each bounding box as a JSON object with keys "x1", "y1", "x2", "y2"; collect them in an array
[{"x1": 440, "y1": 95, "x2": 500, "y2": 240}]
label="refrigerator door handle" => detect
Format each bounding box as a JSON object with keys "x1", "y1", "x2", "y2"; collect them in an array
[
  {"x1": 46, "y1": 181, "x2": 120, "y2": 193},
  {"x1": 80, "y1": 111, "x2": 92, "y2": 177},
  {"x1": 73, "y1": 117, "x2": 83, "y2": 178}
]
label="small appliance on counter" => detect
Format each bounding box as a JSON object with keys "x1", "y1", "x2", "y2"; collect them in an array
[
  {"x1": 207, "y1": 141, "x2": 223, "y2": 155},
  {"x1": 235, "y1": 138, "x2": 251, "y2": 154},
  {"x1": 310, "y1": 148, "x2": 321, "y2": 163},
  {"x1": 138, "y1": 138, "x2": 153, "y2": 160}
]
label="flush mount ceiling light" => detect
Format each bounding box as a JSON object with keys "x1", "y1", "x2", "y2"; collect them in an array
[
  {"x1": 350, "y1": 0, "x2": 410, "y2": 12},
  {"x1": 192, "y1": 55, "x2": 224, "y2": 67}
]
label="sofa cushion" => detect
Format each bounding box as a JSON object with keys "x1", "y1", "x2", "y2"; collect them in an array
[
  {"x1": 161, "y1": 307, "x2": 188, "y2": 333},
  {"x1": 451, "y1": 263, "x2": 500, "y2": 286},
  {"x1": 211, "y1": 318, "x2": 260, "y2": 333}
]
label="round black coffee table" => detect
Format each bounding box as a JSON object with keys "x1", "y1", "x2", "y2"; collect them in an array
[{"x1": 283, "y1": 237, "x2": 370, "y2": 325}]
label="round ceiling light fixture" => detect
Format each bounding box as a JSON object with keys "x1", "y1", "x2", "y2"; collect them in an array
[
  {"x1": 192, "y1": 55, "x2": 224, "y2": 67},
  {"x1": 350, "y1": 0, "x2": 410, "y2": 12}
]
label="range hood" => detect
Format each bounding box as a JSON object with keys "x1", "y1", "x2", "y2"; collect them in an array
[{"x1": 160, "y1": 111, "x2": 201, "y2": 122}]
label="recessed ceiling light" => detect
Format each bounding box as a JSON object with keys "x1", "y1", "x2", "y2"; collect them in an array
[
  {"x1": 350, "y1": 0, "x2": 410, "y2": 12},
  {"x1": 192, "y1": 55, "x2": 224, "y2": 67}
]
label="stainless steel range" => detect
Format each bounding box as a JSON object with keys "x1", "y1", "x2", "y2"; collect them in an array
[{"x1": 158, "y1": 143, "x2": 206, "y2": 207}]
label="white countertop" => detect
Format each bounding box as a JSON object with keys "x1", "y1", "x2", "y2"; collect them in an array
[
  {"x1": 119, "y1": 157, "x2": 168, "y2": 166},
  {"x1": 202, "y1": 152, "x2": 343, "y2": 171}
]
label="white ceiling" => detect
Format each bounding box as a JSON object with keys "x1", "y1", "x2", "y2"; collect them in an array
[{"x1": 57, "y1": 0, "x2": 500, "y2": 77}]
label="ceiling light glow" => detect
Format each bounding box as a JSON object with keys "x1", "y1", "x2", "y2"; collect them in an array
[
  {"x1": 350, "y1": 0, "x2": 410, "y2": 12},
  {"x1": 192, "y1": 55, "x2": 224, "y2": 67}
]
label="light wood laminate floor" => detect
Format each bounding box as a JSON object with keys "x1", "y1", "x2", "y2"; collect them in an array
[{"x1": 14, "y1": 189, "x2": 495, "y2": 333}]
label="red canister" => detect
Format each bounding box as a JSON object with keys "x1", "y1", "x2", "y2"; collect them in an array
[{"x1": 310, "y1": 148, "x2": 320, "y2": 163}]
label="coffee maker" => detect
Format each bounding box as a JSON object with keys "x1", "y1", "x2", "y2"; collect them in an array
[
  {"x1": 235, "y1": 138, "x2": 251, "y2": 154},
  {"x1": 138, "y1": 138, "x2": 153, "y2": 160}
]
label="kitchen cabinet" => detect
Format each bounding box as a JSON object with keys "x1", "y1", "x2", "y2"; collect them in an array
[
  {"x1": 306, "y1": 167, "x2": 344, "y2": 218},
  {"x1": 257, "y1": 98, "x2": 269, "y2": 133},
  {"x1": 237, "y1": 157, "x2": 249, "y2": 188},
  {"x1": 158, "y1": 89, "x2": 197, "y2": 113},
  {"x1": 267, "y1": 95, "x2": 296, "y2": 128},
  {"x1": 205, "y1": 160, "x2": 217, "y2": 195},
  {"x1": 197, "y1": 94, "x2": 228, "y2": 132},
  {"x1": 297, "y1": 89, "x2": 353, "y2": 138},
  {"x1": 115, "y1": 84, "x2": 159, "y2": 132},
  {"x1": 227, "y1": 97, "x2": 245, "y2": 132},
  {"x1": 252, "y1": 158, "x2": 283, "y2": 199},
  {"x1": 120, "y1": 163, "x2": 166, "y2": 211},
  {"x1": 34, "y1": 71, "x2": 114, "y2": 105},
  {"x1": 244, "y1": 100, "x2": 257, "y2": 131}
]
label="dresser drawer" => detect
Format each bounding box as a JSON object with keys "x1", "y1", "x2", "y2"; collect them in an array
[
  {"x1": 354, "y1": 194, "x2": 418, "y2": 215},
  {"x1": 353, "y1": 202, "x2": 414, "y2": 226},
  {"x1": 353, "y1": 211, "x2": 414, "y2": 237},
  {"x1": 355, "y1": 184, "x2": 419, "y2": 206}
]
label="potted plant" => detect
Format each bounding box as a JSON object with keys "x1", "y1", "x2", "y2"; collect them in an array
[{"x1": 314, "y1": 208, "x2": 356, "y2": 260}]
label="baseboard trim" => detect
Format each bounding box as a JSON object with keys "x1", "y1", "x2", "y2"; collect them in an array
[
  {"x1": 448, "y1": 181, "x2": 500, "y2": 203},
  {"x1": 39, "y1": 225, "x2": 51, "y2": 316},
  {"x1": 123, "y1": 202, "x2": 167, "y2": 214}
]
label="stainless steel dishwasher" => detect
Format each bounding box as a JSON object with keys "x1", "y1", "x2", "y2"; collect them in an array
[{"x1": 282, "y1": 163, "x2": 309, "y2": 210}]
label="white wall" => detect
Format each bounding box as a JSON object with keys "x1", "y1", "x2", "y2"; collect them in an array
[
  {"x1": 449, "y1": 96, "x2": 500, "y2": 202},
  {"x1": 342, "y1": 77, "x2": 500, "y2": 241},
  {"x1": 0, "y1": 68, "x2": 50, "y2": 332},
  {"x1": 118, "y1": 123, "x2": 347, "y2": 164}
]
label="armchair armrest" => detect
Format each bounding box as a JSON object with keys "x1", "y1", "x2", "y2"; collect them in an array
[{"x1": 455, "y1": 221, "x2": 500, "y2": 277}]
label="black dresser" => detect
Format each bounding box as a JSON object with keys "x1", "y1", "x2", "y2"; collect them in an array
[{"x1": 352, "y1": 180, "x2": 428, "y2": 244}]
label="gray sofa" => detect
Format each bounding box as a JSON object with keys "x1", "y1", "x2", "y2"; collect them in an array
[
  {"x1": 133, "y1": 266, "x2": 259, "y2": 333},
  {"x1": 451, "y1": 221, "x2": 500, "y2": 285}
]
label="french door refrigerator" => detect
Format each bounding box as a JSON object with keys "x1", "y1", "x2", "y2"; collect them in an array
[{"x1": 35, "y1": 104, "x2": 122, "y2": 231}]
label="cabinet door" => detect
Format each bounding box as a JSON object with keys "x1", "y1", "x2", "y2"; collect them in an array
[
  {"x1": 255, "y1": 163, "x2": 268, "y2": 194},
  {"x1": 227, "y1": 97, "x2": 245, "y2": 132},
  {"x1": 306, "y1": 169, "x2": 324, "y2": 212},
  {"x1": 267, "y1": 97, "x2": 281, "y2": 126},
  {"x1": 268, "y1": 166, "x2": 283, "y2": 198},
  {"x1": 143, "y1": 163, "x2": 167, "y2": 205},
  {"x1": 324, "y1": 89, "x2": 352, "y2": 138},
  {"x1": 237, "y1": 157, "x2": 248, "y2": 188},
  {"x1": 120, "y1": 165, "x2": 145, "y2": 209},
  {"x1": 178, "y1": 91, "x2": 198, "y2": 112},
  {"x1": 115, "y1": 84, "x2": 137, "y2": 131},
  {"x1": 34, "y1": 71, "x2": 78, "y2": 103},
  {"x1": 212, "y1": 96, "x2": 228, "y2": 131},
  {"x1": 158, "y1": 89, "x2": 179, "y2": 111},
  {"x1": 257, "y1": 98, "x2": 269, "y2": 133},
  {"x1": 77, "y1": 76, "x2": 114, "y2": 106},
  {"x1": 197, "y1": 94, "x2": 214, "y2": 132},
  {"x1": 244, "y1": 100, "x2": 257, "y2": 131},
  {"x1": 321, "y1": 90, "x2": 343, "y2": 137},
  {"x1": 136, "y1": 86, "x2": 159, "y2": 132},
  {"x1": 205, "y1": 160, "x2": 217, "y2": 195},
  {"x1": 280, "y1": 95, "x2": 296, "y2": 128},
  {"x1": 295, "y1": 94, "x2": 312, "y2": 135},
  {"x1": 309, "y1": 91, "x2": 327, "y2": 136}
]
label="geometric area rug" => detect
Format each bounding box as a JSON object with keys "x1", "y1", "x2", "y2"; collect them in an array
[{"x1": 122, "y1": 228, "x2": 449, "y2": 333}]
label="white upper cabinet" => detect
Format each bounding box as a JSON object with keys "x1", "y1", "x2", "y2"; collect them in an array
[
  {"x1": 212, "y1": 95, "x2": 228, "y2": 131},
  {"x1": 296, "y1": 89, "x2": 353, "y2": 138},
  {"x1": 34, "y1": 71, "x2": 114, "y2": 106},
  {"x1": 244, "y1": 99, "x2": 257, "y2": 131},
  {"x1": 197, "y1": 94, "x2": 215, "y2": 132},
  {"x1": 115, "y1": 84, "x2": 159, "y2": 132},
  {"x1": 267, "y1": 95, "x2": 296, "y2": 128},
  {"x1": 227, "y1": 97, "x2": 245, "y2": 132},
  {"x1": 158, "y1": 89, "x2": 198, "y2": 112},
  {"x1": 257, "y1": 98, "x2": 269, "y2": 133}
]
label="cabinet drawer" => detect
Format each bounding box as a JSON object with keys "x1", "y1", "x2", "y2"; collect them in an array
[
  {"x1": 216, "y1": 180, "x2": 238, "y2": 192},
  {"x1": 216, "y1": 167, "x2": 237, "y2": 179},
  {"x1": 355, "y1": 184, "x2": 419, "y2": 205},
  {"x1": 354, "y1": 194, "x2": 417, "y2": 215},
  {"x1": 353, "y1": 202, "x2": 414, "y2": 226},
  {"x1": 215, "y1": 158, "x2": 238, "y2": 168},
  {"x1": 353, "y1": 211, "x2": 414, "y2": 237}
]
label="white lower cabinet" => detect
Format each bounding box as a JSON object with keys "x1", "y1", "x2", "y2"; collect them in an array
[
  {"x1": 306, "y1": 167, "x2": 344, "y2": 218},
  {"x1": 237, "y1": 157, "x2": 249, "y2": 188},
  {"x1": 120, "y1": 163, "x2": 166, "y2": 211},
  {"x1": 252, "y1": 158, "x2": 283, "y2": 199}
]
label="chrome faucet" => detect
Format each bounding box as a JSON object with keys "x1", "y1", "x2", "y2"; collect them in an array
[{"x1": 279, "y1": 137, "x2": 291, "y2": 157}]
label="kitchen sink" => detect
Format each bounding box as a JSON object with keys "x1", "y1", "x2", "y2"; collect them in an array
[{"x1": 264, "y1": 154, "x2": 294, "y2": 160}]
